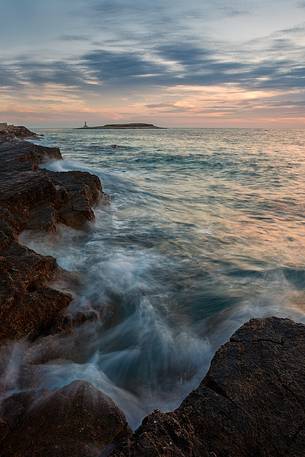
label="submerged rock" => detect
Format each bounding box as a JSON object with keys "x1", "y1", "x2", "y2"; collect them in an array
[
  {"x1": 111, "y1": 317, "x2": 305, "y2": 457},
  {"x1": 0, "y1": 381, "x2": 131, "y2": 457}
]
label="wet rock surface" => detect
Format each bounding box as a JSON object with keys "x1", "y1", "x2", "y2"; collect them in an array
[
  {"x1": 0, "y1": 123, "x2": 38, "y2": 142},
  {"x1": 0, "y1": 241, "x2": 72, "y2": 341},
  {"x1": 0, "y1": 124, "x2": 38, "y2": 142},
  {"x1": 111, "y1": 317, "x2": 305, "y2": 457},
  {"x1": 0, "y1": 128, "x2": 107, "y2": 343},
  {"x1": 0, "y1": 381, "x2": 131, "y2": 457},
  {"x1": 2, "y1": 279, "x2": 305, "y2": 455},
  {"x1": 0, "y1": 127, "x2": 131, "y2": 457},
  {"x1": 0, "y1": 140, "x2": 103, "y2": 233}
]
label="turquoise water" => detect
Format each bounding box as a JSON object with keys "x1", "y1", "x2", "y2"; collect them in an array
[{"x1": 22, "y1": 128, "x2": 305, "y2": 427}]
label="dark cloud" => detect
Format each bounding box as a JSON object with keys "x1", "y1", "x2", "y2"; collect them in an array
[
  {"x1": 0, "y1": 59, "x2": 97, "y2": 92},
  {"x1": 19, "y1": 62, "x2": 80, "y2": 85},
  {"x1": 1, "y1": 23, "x2": 305, "y2": 97},
  {"x1": 80, "y1": 41, "x2": 305, "y2": 91},
  {"x1": 0, "y1": 65, "x2": 21, "y2": 88},
  {"x1": 82, "y1": 50, "x2": 166, "y2": 83},
  {"x1": 80, "y1": 45, "x2": 253, "y2": 88},
  {"x1": 59, "y1": 34, "x2": 91, "y2": 42},
  {"x1": 156, "y1": 44, "x2": 212, "y2": 65},
  {"x1": 254, "y1": 65, "x2": 305, "y2": 89}
]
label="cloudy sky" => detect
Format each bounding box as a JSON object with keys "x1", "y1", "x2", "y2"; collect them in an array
[{"x1": 1, "y1": 0, "x2": 305, "y2": 127}]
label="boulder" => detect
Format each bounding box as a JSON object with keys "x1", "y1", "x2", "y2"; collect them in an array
[
  {"x1": 111, "y1": 317, "x2": 305, "y2": 457},
  {"x1": 1, "y1": 381, "x2": 131, "y2": 457},
  {"x1": 0, "y1": 141, "x2": 105, "y2": 234}
]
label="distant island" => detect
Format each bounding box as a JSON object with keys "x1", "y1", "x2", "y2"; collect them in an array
[{"x1": 77, "y1": 122, "x2": 165, "y2": 130}]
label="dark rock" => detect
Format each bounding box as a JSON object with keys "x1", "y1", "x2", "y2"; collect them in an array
[
  {"x1": 0, "y1": 141, "x2": 105, "y2": 234},
  {"x1": 47, "y1": 170, "x2": 102, "y2": 229},
  {"x1": 111, "y1": 317, "x2": 305, "y2": 457},
  {"x1": 0, "y1": 124, "x2": 38, "y2": 142},
  {"x1": 78, "y1": 123, "x2": 164, "y2": 130},
  {"x1": 0, "y1": 129, "x2": 108, "y2": 344},
  {"x1": 0, "y1": 242, "x2": 72, "y2": 341},
  {"x1": 0, "y1": 391, "x2": 36, "y2": 443},
  {"x1": 0, "y1": 140, "x2": 60, "y2": 174},
  {"x1": 26, "y1": 206, "x2": 58, "y2": 232},
  {"x1": 1, "y1": 381, "x2": 131, "y2": 457}
]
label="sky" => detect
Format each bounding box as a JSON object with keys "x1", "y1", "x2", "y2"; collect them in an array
[{"x1": 1, "y1": 0, "x2": 305, "y2": 127}]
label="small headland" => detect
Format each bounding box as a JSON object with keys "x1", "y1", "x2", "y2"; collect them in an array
[{"x1": 77, "y1": 122, "x2": 165, "y2": 129}]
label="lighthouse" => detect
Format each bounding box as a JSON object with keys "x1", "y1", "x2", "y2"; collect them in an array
[{"x1": 83, "y1": 121, "x2": 88, "y2": 128}]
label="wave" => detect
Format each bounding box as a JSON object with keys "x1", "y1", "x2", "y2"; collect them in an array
[
  {"x1": 17, "y1": 209, "x2": 305, "y2": 429},
  {"x1": 7, "y1": 128, "x2": 305, "y2": 429}
]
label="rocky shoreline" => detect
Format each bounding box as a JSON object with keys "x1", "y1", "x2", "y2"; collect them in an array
[
  {"x1": 0, "y1": 129, "x2": 107, "y2": 343},
  {"x1": 0, "y1": 127, "x2": 305, "y2": 456}
]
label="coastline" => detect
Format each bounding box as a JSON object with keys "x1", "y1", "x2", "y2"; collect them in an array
[
  {"x1": 0, "y1": 127, "x2": 304, "y2": 456},
  {"x1": 76, "y1": 123, "x2": 165, "y2": 130}
]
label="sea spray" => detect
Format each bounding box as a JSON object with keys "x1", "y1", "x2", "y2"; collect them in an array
[
  {"x1": 19, "y1": 222, "x2": 213, "y2": 428},
  {"x1": 10, "y1": 127, "x2": 305, "y2": 428},
  {"x1": 18, "y1": 206, "x2": 305, "y2": 428}
]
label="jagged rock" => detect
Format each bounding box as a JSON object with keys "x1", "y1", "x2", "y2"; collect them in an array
[
  {"x1": 111, "y1": 317, "x2": 305, "y2": 457},
  {"x1": 0, "y1": 140, "x2": 60, "y2": 174},
  {"x1": 1, "y1": 381, "x2": 131, "y2": 457},
  {"x1": 0, "y1": 242, "x2": 72, "y2": 341},
  {"x1": 0, "y1": 130, "x2": 108, "y2": 344},
  {"x1": 0, "y1": 141, "x2": 105, "y2": 234},
  {"x1": 47, "y1": 170, "x2": 102, "y2": 229},
  {"x1": 0, "y1": 124, "x2": 38, "y2": 141}
]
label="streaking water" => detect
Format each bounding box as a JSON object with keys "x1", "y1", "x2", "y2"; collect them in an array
[{"x1": 16, "y1": 128, "x2": 305, "y2": 427}]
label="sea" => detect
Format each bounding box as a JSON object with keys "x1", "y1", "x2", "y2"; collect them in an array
[{"x1": 17, "y1": 128, "x2": 305, "y2": 428}]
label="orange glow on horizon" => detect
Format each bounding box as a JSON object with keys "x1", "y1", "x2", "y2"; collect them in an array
[{"x1": 1, "y1": 82, "x2": 305, "y2": 128}]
